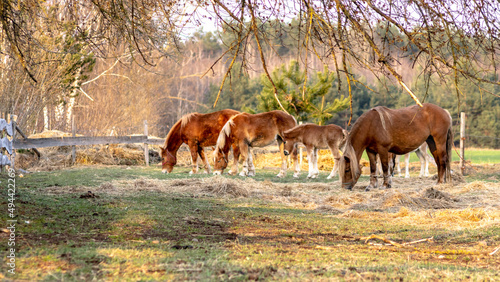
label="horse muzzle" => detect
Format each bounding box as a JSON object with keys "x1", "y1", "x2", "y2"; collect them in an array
[
  {"x1": 283, "y1": 150, "x2": 290, "y2": 156},
  {"x1": 213, "y1": 170, "x2": 222, "y2": 176},
  {"x1": 342, "y1": 182, "x2": 353, "y2": 191},
  {"x1": 161, "y1": 169, "x2": 169, "y2": 174}
]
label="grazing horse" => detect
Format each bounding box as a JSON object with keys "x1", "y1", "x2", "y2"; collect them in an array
[
  {"x1": 213, "y1": 110, "x2": 299, "y2": 177},
  {"x1": 339, "y1": 103, "x2": 452, "y2": 191},
  {"x1": 282, "y1": 124, "x2": 347, "y2": 179},
  {"x1": 160, "y1": 109, "x2": 240, "y2": 174}
]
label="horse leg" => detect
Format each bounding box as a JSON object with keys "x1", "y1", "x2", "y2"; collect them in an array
[
  {"x1": 415, "y1": 148, "x2": 425, "y2": 177},
  {"x1": 188, "y1": 143, "x2": 199, "y2": 175},
  {"x1": 421, "y1": 143, "x2": 431, "y2": 176},
  {"x1": 394, "y1": 155, "x2": 402, "y2": 177},
  {"x1": 427, "y1": 136, "x2": 448, "y2": 183},
  {"x1": 376, "y1": 154, "x2": 382, "y2": 178},
  {"x1": 228, "y1": 145, "x2": 240, "y2": 175},
  {"x1": 277, "y1": 140, "x2": 287, "y2": 178},
  {"x1": 306, "y1": 146, "x2": 314, "y2": 178},
  {"x1": 292, "y1": 145, "x2": 300, "y2": 178},
  {"x1": 197, "y1": 147, "x2": 211, "y2": 174},
  {"x1": 379, "y1": 151, "x2": 392, "y2": 189},
  {"x1": 247, "y1": 148, "x2": 256, "y2": 177},
  {"x1": 327, "y1": 146, "x2": 341, "y2": 179},
  {"x1": 239, "y1": 143, "x2": 250, "y2": 177},
  {"x1": 424, "y1": 153, "x2": 430, "y2": 176},
  {"x1": 404, "y1": 153, "x2": 411, "y2": 178},
  {"x1": 366, "y1": 151, "x2": 378, "y2": 191},
  {"x1": 312, "y1": 148, "x2": 320, "y2": 178}
]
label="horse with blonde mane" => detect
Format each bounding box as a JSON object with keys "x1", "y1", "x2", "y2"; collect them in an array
[
  {"x1": 213, "y1": 110, "x2": 299, "y2": 177},
  {"x1": 339, "y1": 103, "x2": 452, "y2": 191},
  {"x1": 160, "y1": 109, "x2": 240, "y2": 174},
  {"x1": 282, "y1": 123, "x2": 347, "y2": 179}
]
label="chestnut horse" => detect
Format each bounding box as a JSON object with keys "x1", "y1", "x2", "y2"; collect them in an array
[
  {"x1": 213, "y1": 110, "x2": 299, "y2": 177},
  {"x1": 282, "y1": 124, "x2": 347, "y2": 179},
  {"x1": 339, "y1": 103, "x2": 452, "y2": 191},
  {"x1": 160, "y1": 109, "x2": 240, "y2": 174}
]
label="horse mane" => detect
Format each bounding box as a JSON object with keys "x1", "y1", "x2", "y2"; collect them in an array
[
  {"x1": 339, "y1": 138, "x2": 361, "y2": 181},
  {"x1": 163, "y1": 113, "x2": 197, "y2": 148},
  {"x1": 373, "y1": 107, "x2": 392, "y2": 133},
  {"x1": 215, "y1": 115, "x2": 238, "y2": 152},
  {"x1": 180, "y1": 113, "x2": 197, "y2": 128}
]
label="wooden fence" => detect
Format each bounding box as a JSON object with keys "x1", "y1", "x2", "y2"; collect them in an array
[
  {"x1": 6, "y1": 113, "x2": 470, "y2": 173},
  {"x1": 1, "y1": 116, "x2": 15, "y2": 168},
  {"x1": 11, "y1": 120, "x2": 164, "y2": 167}
]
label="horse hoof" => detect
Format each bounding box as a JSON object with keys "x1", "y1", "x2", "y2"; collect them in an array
[{"x1": 293, "y1": 174, "x2": 300, "y2": 178}]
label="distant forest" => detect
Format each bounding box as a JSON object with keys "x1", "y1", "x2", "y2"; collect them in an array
[{"x1": 2, "y1": 20, "x2": 499, "y2": 148}]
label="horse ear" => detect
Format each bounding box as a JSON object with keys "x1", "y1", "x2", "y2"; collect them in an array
[{"x1": 159, "y1": 145, "x2": 165, "y2": 151}]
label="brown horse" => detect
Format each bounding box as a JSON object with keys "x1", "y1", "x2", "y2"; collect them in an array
[
  {"x1": 160, "y1": 109, "x2": 240, "y2": 174},
  {"x1": 282, "y1": 124, "x2": 347, "y2": 179},
  {"x1": 213, "y1": 110, "x2": 299, "y2": 177},
  {"x1": 339, "y1": 103, "x2": 452, "y2": 191}
]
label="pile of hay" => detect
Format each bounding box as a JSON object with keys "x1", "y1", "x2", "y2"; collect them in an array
[{"x1": 29, "y1": 130, "x2": 81, "y2": 138}]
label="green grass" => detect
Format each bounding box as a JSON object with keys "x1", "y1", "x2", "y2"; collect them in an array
[
  {"x1": 1, "y1": 165, "x2": 499, "y2": 280},
  {"x1": 359, "y1": 148, "x2": 500, "y2": 164}
]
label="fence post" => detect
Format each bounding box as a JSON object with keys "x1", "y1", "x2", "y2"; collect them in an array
[
  {"x1": 72, "y1": 115, "x2": 76, "y2": 164},
  {"x1": 10, "y1": 115, "x2": 16, "y2": 170},
  {"x1": 299, "y1": 121, "x2": 303, "y2": 166},
  {"x1": 460, "y1": 112, "x2": 465, "y2": 175},
  {"x1": 144, "y1": 120, "x2": 149, "y2": 166}
]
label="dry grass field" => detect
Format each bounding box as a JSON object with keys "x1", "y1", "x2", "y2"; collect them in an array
[{"x1": 3, "y1": 140, "x2": 499, "y2": 280}]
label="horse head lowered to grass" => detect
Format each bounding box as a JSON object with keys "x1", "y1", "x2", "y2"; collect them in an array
[
  {"x1": 160, "y1": 109, "x2": 240, "y2": 174},
  {"x1": 213, "y1": 110, "x2": 299, "y2": 177},
  {"x1": 339, "y1": 103, "x2": 453, "y2": 191}
]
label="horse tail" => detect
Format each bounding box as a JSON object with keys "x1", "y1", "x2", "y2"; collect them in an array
[{"x1": 446, "y1": 125, "x2": 453, "y2": 182}]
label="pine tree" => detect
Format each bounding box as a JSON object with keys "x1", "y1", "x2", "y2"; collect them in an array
[{"x1": 257, "y1": 61, "x2": 349, "y2": 124}]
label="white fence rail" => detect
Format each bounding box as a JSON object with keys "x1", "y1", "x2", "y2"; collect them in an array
[{"x1": 0, "y1": 118, "x2": 14, "y2": 167}]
